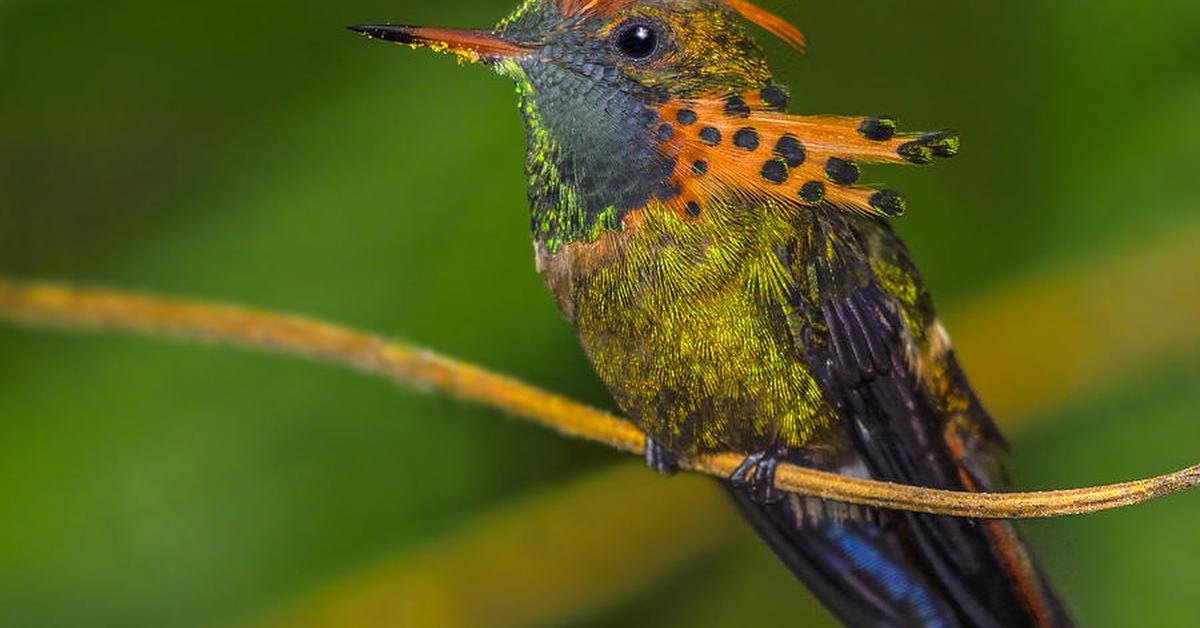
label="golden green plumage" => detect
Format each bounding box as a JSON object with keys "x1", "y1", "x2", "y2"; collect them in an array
[
  {"x1": 537, "y1": 191, "x2": 954, "y2": 459},
  {"x1": 541, "y1": 195, "x2": 837, "y2": 454}
]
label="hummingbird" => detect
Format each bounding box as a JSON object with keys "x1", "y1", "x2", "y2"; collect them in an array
[{"x1": 351, "y1": 1, "x2": 1072, "y2": 626}]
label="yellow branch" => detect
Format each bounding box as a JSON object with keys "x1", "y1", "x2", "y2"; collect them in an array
[{"x1": 0, "y1": 277, "x2": 1196, "y2": 519}]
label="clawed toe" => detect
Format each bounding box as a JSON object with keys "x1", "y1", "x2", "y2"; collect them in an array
[
  {"x1": 644, "y1": 436, "x2": 680, "y2": 476},
  {"x1": 729, "y1": 447, "x2": 786, "y2": 503}
]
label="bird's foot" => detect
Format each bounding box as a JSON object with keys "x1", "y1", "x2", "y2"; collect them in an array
[
  {"x1": 644, "y1": 436, "x2": 680, "y2": 476},
  {"x1": 730, "y1": 447, "x2": 787, "y2": 504}
]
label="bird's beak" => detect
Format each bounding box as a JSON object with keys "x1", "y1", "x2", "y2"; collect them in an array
[{"x1": 347, "y1": 24, "x2": 534, "y2": 63}]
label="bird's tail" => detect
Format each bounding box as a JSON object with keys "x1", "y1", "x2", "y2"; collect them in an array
[{"x1": 727, "y1": 485, "x2": 1073, "y2": 628}]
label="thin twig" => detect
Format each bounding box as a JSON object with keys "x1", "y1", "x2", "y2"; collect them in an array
[{"x1": 0, "y1": 277, "x2": 1196, "y2": 519}]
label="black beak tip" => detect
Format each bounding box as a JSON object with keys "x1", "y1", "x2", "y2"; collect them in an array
[{"x1": 346, "y1": 24, "x2": 417, "y2": 44}]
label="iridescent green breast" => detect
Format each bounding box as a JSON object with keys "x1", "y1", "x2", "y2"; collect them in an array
[{"x1": 537, "y1": 195, "x2": 837, "y2": 455}]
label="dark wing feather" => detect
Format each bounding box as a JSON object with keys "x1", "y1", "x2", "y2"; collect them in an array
[{"x1": 736, "y1": 208, "x2": 1072, "y2": 627}]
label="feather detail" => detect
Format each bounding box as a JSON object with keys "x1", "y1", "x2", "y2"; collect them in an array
[
  {"x1": 557, "y1": 0, "x2": 805, "y2": 51},
  {"x1": 720, "y1": 0, "x2": 805, "y2": 50},
  {"x1": 653, "y1": 94, "x2": 958, "y2": 219}
]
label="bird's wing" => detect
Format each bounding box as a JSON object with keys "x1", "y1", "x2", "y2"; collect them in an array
[{"x1": 738, "y1": 207, "x2": 1071, "y2": 627}]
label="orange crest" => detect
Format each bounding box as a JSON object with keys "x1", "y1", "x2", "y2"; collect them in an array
[{"x1": 650, "y1": 90, "x2": 958, "y2": 219}]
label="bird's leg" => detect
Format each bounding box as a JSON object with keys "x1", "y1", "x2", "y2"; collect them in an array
[
  {"x1": 730, "y1": 446, "x2": 788, "y2": 503},
  {"x1": 644, "y1": 436, "x2": 680, "y2": 476}
]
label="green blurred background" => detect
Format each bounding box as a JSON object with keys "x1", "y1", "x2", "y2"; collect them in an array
[{"x1": 2, "y1": 1, "x2": 1198, "y2": 626}]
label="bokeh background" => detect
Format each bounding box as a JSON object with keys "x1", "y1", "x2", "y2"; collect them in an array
[{"x1": 2, "y1": 0, "x2": 1199, "y2": 626}]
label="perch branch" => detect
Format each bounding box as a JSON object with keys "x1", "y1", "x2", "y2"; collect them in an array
[{"x1": 0, "y1": 277, "x2": 1196, "y2": 519}]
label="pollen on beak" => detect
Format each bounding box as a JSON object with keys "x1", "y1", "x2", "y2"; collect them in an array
[{"x1": 347, "y1": 24, "x2": 534, "y2": 63}]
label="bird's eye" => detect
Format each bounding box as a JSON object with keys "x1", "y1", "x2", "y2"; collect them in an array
[{"x1": 614, "y1": 22, "x2": 658, "y2": 60}]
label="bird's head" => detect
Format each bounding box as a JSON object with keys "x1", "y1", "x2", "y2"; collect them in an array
[{"x1": 352, "y1": 0, "x2": 956, "y2": 251}]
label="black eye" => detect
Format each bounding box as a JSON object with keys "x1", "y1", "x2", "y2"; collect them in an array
[{"x1": 615, "y1": 23, "x2": 658, "y2": 59}]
